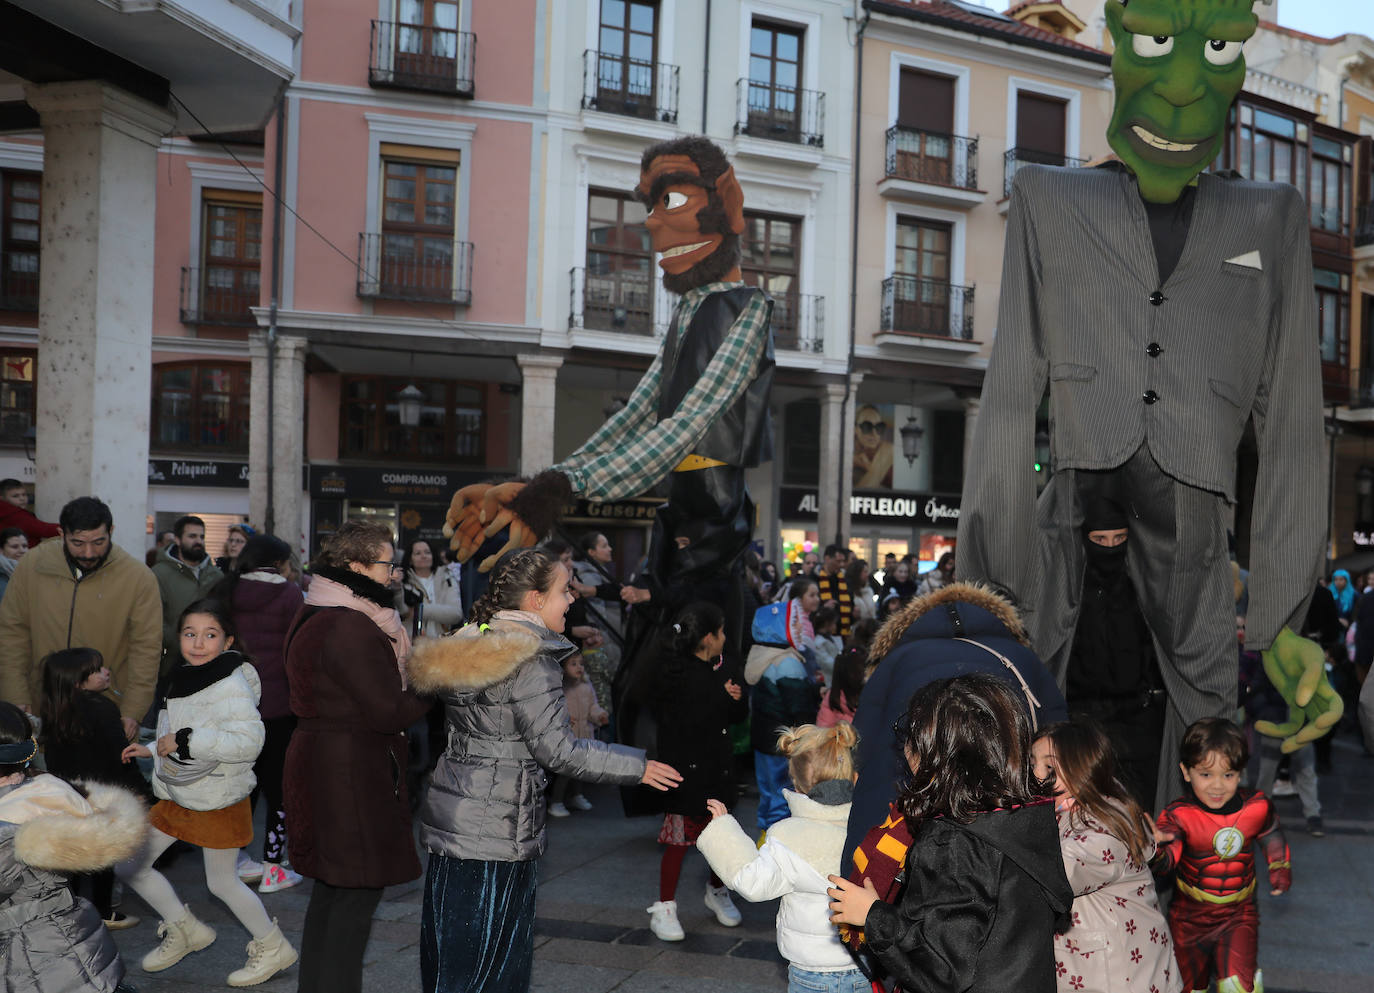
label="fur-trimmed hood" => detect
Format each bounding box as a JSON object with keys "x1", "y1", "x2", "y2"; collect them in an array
[
  {"x1": 0, "y1": 774, "x2": 147, "y2": 873},
  {"x1": 408, "y1": 616, "x2": 573, "y2": 695},
  {"x1": 869, "y1": 581, "x2": 1029, "y2": 667}
]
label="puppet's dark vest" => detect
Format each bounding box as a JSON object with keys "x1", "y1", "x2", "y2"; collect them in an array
[{"x1": 657, "y1": 286, "x2": 775, "y2": 468}]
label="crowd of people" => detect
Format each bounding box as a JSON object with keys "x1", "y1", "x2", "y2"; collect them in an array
[{"x1": 0, "y1": 503, "x2": 1346, "y2": 993}]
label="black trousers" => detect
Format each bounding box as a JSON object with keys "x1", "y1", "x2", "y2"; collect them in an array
[
  {"x1": 297, "y1": 880, "x2": 383, "y2": 993},
  {"x1": 251, "y1": 715, "x2": 296, "y2": 863}
]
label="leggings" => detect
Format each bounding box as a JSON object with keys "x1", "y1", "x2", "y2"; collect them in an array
[
  {"x1": 116, "y1": 827, "x2": 272, "y2": 939},
  {"x1": 251, "y1": 715, "x2": 296, "y2": 863},
  {"x1": 660, "y1": 844, "x2": 722, "y2": 902},
  {"x1": 298, "y1": 880, "x2": 383, "y2": 993}
]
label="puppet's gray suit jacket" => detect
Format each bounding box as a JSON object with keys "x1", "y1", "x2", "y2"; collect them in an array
[{"x1": 957, "y1": 164, "x2": 1324, "y2": 658}]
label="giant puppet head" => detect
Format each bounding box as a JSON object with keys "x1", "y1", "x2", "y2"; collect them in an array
[
  {"x1": 1105, "y1": 0, "x2": 1269, "y2": 203},
  {"x1": 635, "y1": 136, "x2": 747, "y2": 294}
]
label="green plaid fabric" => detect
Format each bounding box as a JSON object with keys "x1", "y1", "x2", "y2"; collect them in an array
[{"x1": 555, "y1": 281, "x2": 770, "y2": 501}]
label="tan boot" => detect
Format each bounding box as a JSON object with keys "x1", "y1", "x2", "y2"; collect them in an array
[
  {"x1": 226, "y1": 920, "x2": 299, "y2": 987},
  {"x1": 141, "y1": 905, "x2": 216, "y2": 972}
]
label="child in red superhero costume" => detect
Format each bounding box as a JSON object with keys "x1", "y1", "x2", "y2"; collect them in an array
[{"x1": 1155, "y1": 718, "x2": 1290, "y2": 993}]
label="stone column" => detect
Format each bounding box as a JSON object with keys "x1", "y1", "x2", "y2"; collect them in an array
[
  {"x1": 838, "y1": 372, "x2": 865, "y2": 547},
  {"x1": 26, "y1": 82, "x2": 174, "y2": 555},
  {"x1": 248, "y1": 335, "x2": 271, "y2": 531},
  {"x1": 817, "y1": 381, "x2": 848, "y2": 546},
  {"x1": 962, "y1": 395, "x2": 980, "y2": 478},
  {"x1": 517, "y1": 353, "x2": 564, "y2": 475},
  {"x1": 247, "y1": 333, "x2": 307, "y2": 550}
]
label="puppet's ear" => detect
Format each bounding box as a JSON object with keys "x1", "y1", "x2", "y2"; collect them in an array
[{"x1": 717, "y1": 167, "x2": 746, "y2": 234}]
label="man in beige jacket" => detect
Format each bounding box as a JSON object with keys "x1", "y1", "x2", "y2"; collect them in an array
[{"x1": 0, "y1": 496, "x2": 161, "y2": 740}]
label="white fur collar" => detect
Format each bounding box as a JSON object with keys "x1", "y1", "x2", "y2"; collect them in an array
[{"x1": 782, "y1": 788, "x2": 851, "y2": 824}]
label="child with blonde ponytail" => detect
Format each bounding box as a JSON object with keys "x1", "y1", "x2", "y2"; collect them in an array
[{"x1": 698, "y1": 723, "x2": 868, "y2": 993}]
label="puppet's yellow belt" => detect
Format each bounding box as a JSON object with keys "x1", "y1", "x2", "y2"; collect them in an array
[{"x1": 673, "y1": 454, "x2": 729, "y2": 472}]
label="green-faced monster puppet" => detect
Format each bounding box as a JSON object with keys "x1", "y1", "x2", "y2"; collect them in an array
[
  {"x1": 957, "y1": 0, "x2": 1341, "y2": 809},
  {"x1": 444, "y1": 135, "x2": 774, "y2": 647}
]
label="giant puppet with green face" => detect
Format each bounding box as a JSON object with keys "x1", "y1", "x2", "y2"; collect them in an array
[{"x1": 955, "y1": 0, "x2": 1341, "y2": 813}]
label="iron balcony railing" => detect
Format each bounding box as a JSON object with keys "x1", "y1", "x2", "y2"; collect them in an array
[
  {"x1": 369, "y1": 20, "x2": 475, "y2": 97},
  {"x1": 1003, "y1": 147, "x2": 1089, "y2": 197},
  {"x1": 1321, "y1": 365, "x2": 1374, "y2": 409},
  {"x1": 771, "y1": 293, "x2": 824, "y2": 352},
  {"x1": 569, "y1": 266, "x2": 654, "y2": 336},
  {"x1": 881, "y1": 275, "x2": 975, "y2": 340},
  {"x1": 581, "y1": 50, "x2": 679, "y2": 124},
  {"x1": 885, "y1": 127, "x2": 978, "y2": 191},
  {"x1": 179, "y1": 267, "x2": 260, "y2": 326},
  {"x1": 357, "y1": 233, "x2": 473, "y2": 305},
  {"x1": 734, "y1": 79, "x2": 824, "y2": 147},
  {"x1": 0, "y1": 250, "x2": 38, "y2": 312},
  {"x1": 1356, "y1": 203, "x2": 1374, "y2": 248}
]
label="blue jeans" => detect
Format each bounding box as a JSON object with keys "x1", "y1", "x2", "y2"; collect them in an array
[{"x1": 788, "y1": 965, "x2": 871, "y2": 993}]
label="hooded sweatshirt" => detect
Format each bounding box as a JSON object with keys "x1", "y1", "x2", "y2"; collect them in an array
[{"x1": 864, "y1": 801, "x2": 1073, "y2": 993}]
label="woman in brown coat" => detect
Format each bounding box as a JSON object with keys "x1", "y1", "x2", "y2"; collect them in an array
[{"x1": 284, "y1": 521, "x2": 430, "y2": 993}]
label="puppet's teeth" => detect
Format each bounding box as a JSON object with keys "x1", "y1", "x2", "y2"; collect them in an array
[
  {"x1": 661, "y1": 241, "x2": 711, "y2": 259},
  {"x1": 1131, "y1": 125, "x2": 1197, "y2": 152}
]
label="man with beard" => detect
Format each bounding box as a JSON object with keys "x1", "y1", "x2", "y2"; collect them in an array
[
  {"x1": 151, "y1": 514, "x2": 224, "y2": 673},
  {"x1": 0, "y1": 496, "x2": 161, "y2": 740},
  {"x1": 446, "y1": 136, "x2": 774, "y2": 633}
]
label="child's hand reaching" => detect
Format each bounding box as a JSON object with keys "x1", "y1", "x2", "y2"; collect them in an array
[
  {"x1": 155, "y1": 733, "x2": 179, "y2": 758},
  {"x1": 595, "y1": 712, "x2": 610, "y2": 727},
  {"x1": 1152, "y1": 825, "x2": 1175, "y2": 845},
  {"x1": 724, "y1": 679, "x2": 742, "y2": 701},
  {"x1": 121, "y1": 743, "x2": 152, "y2": 763},
  {"x1": 705, "y1": 799, "x2": 728, "y2": 819},
  {"x1": 827, "y1": 875, "x2": 880, "y2": 926}
]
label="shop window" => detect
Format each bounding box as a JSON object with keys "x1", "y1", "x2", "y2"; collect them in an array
[
  {"x1": 782, "y1": 399, "x2": 819, "y2": 486},
  {"x1": 151, "y1": 362, "x2": 251, "y2": 454},
  {"x1": 0, "y1": 351, "x2": 35, "y2": 447},
  {"x1": 340, "y1": 375, "x2": 485, "y2": 463},
  {"x1": 1, "y1": 171, "x2": 40, "y2": 312}
]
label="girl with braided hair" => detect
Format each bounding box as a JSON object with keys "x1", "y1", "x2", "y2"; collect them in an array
[{"x1": 407, "y1": 547, "x2": 681, "y2": 993}]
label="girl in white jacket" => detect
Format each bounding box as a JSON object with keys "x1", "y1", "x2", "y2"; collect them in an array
[
  {"x1": 117, "y1": 599, "x2": 298, "y2": 987},
  {"x1": 698, "y1": 722, "x2": 868, "y2": 993}
]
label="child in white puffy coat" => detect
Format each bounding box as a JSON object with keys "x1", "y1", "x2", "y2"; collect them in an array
[
  {"x1": 116, "y1": 599, "x2": 298, "y2": 988},
  {"x1": 698, "y1": 723, "x2": 868, "y2": 993}
]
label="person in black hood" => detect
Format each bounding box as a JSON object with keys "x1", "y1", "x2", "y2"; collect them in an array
[
  {"x1": 1065, "y1": 493, "x2": 1167, "y2": 809},
  {"x1": 828, "y1": 674, "x2": 1072, "y2": 993},
  {"x1": 842, "y1": 582, "x2": 1065, "y2": 870}
]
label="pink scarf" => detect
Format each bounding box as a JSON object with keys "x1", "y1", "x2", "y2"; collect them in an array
[{"x1": 306, "y1": 573, "x2": 412, "y2": 688}]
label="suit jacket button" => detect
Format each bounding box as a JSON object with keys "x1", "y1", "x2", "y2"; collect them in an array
[
  {"x1": 1149, "y1": 290, "x2": 1165, "y2": 306},
  {"x1": 1143, "y1": 390, "x2": 1159, "y2": 404},
  {"x1": 1146, "y1": 342, "x2": 1163, "y2": 357}
]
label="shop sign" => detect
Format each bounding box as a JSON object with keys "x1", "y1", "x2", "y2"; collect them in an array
[
  {"x1": 564, "y1": 497, "x2": 661, "y2": 522},
  {"x1": 1353, "y1": 523, "x2": 1374, "y2": 547},
  {"x1": 309, "y1": 465, "x2": 490, "y2": 501},
  {"x1": 781, "y1": 487, "x2": 961, "y2": 526},
  {"x1": 147, "y1": 459, "x2": 250, "y2": 489}
]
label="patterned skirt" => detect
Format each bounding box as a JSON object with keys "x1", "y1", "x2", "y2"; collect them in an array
[{"x1": 657, "y1": 813, "x2": 711, "y2": 847}]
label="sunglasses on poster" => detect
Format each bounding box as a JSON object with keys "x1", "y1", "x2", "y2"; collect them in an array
[{"x1": 857, "y1": 420, "x2": 885, "y2": 434}]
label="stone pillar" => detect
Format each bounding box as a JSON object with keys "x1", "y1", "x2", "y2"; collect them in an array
[
  {"x1": 27, "y1": 82, "x2": 174, "y2": 555},
  {"x1": 817, "y1": 381, "x2": 848, "y2": 546},
  {"x1": 247, "y1": 334, "x2": 307, "y2": 551},
  {"x1": 248, "y1": 336, "x2": 270, "y2": 531},
  {"x1": 517, "y1": 353, "x2": 564, "y2": 475},
  {"x1": 962, "y1": 395, "x2": 980, "y2": 478},
  {"x1": 838, "y1": 372, "x2": 865, "y2": 548}
]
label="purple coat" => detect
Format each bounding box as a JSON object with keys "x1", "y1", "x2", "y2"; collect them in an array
[{"x1": 230, "y1": 573, "x2": 304, "y2": 720}]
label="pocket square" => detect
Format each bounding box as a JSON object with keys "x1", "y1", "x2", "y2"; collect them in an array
[{"x1": 1224, "y1": 250, "x2": 1262, "y2": 270}]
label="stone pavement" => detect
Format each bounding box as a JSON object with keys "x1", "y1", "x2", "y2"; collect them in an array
[{"x1": 110, "y1": 729, "x2": 1374, "y2": 992}]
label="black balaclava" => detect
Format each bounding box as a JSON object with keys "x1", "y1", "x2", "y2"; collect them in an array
[{"x1": 1082, "y1": 494, "x2": 1130, "y2": 590}]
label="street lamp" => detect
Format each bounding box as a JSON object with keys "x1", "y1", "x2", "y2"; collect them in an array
[
  {"x1": 21, "y1": 425, "x2": 35, "y2": 462},
  {"x1": 396, "y1": 384, "x2": 425, "y2": 429},
  {"x1": 898, "y1": 414, "x2": 924, "y2": 466}
]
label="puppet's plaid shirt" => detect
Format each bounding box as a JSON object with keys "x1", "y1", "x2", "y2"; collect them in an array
[{"x1": 553, "y1": 280, "x2": 771, "y2": 500}]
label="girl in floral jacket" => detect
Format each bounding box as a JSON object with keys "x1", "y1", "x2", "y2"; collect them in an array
[{"x1": 1032, "y1": 721, "x2": 1180, "y2": 993}]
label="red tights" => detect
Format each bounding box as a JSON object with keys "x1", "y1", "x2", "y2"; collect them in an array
[{"x1": 659, "y1": 844, "x2": 722, "y2": 902}]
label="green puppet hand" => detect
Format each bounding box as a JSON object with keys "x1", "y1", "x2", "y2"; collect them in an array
[{"x1": 1256, "y1": 627, "x2": 1343, "y2": 753}]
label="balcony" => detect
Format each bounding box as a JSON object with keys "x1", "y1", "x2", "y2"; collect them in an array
[
  {"x1": 369, "y1": 21, "x2": 475, "y2": 97},
  {"x1": 357, "y1": 233, "x2": 473, "y2": 306},
  {"x1": 581, "y1": 50, "x2": 679, "y2": 124},
  {"x1": 1003, "y1": 147, "x2": 1089, "y2": 198},
  {"x1": 179, "y1": 267, "x2": 260, "y2": 326},
  {"x1": 734, "y1": 79, "x2": 824, "y2": 148},
  {"x1": 879, "y1": 127, "x2": 982, "y2": 207},
  {"x1": 570, "y1": 266, "x2": 654, "y2": 337},
  {"x1": 772, "y1": 294, "x2": 824, "y2": 353},
  {"x1": 1357, "y1": 204, "x2": 1374, "y2": 249},
  {"x1": 0, "y1": 250, "x2": 38, "y2": 312},
  {"x1": 880, "y1": 275, "x2": 975, "y2": 340}
]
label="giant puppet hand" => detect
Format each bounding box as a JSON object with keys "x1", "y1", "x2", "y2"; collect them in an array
[
  {"x1": 443, "y1": 470, "x2": 573, "y2": 572},
  {"x1": 1256, "y1": 626, "x2": 1344, "y2": 753}
]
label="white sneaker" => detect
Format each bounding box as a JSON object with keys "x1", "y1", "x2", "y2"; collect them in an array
[
  {"x1": 548, "y1": 802, "x2": 570, "y2": 818},
  {"x1": 236, "y1": 852, "x2": 264, "y2": 883},
  {"x1": 226, "y1": 920, "x2": 298, "y2": 987},
  {"x1": 647, "y1": 900, "x2": 685, "y2": 941},
  {"x1": 704, "y1": 884, "x2": 742, "y2": 927},
  {"x1": 1270, "y1": 779, "x2": 1297, "y2": 797},
  {"x1": 258, "y1": 863, "x2": 304, "y2": 893},
  {"x1": 568, "y1": 795, "x2": 593, "y2": 811}
]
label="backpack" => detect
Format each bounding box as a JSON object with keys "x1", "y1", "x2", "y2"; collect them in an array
[{"x1": 751, "y1": 600, "x2": 798, "y2": 649}]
